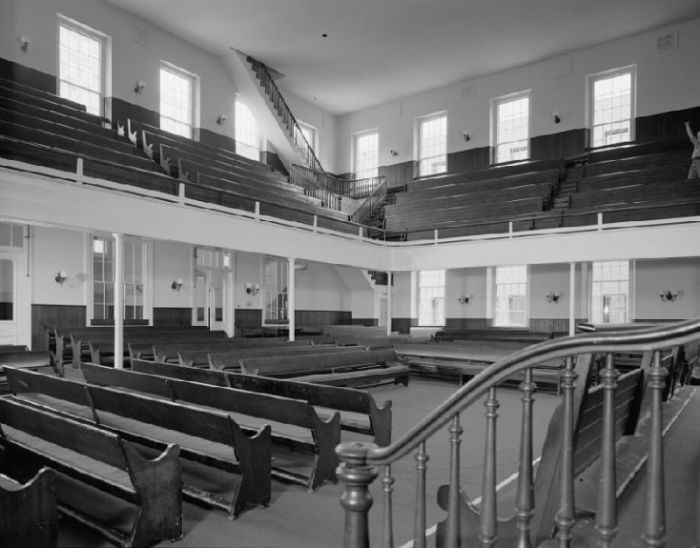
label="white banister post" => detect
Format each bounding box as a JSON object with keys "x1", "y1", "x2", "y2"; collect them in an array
[
  {"x1": 386, "y1": 271, "x2": 393, "y2": 336},
  {"x1": 288, "y1": 257, "x2": 296, "y2": 342},
  {"x1": 113, "y1": 233, "x2": 124, "y2": 369},
  {"x1": 76, "y1": 157, "x2": 84, "y2": 184},
  {"x1": 569, "y1": 262, "x2": 576, "y2": 336},
  {"x1": 226, "y1": 252, "x2": 235, "y2": 338}
]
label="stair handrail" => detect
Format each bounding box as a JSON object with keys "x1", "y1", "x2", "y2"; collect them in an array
[
  {"x1": 349, "y1": 178, "x2": 388, "y2": 224},
  {"x1": 289, "y1": 164, "x2": 343, "y2": 211},
  {"x1": 337, "y1": 317, "x2": 700, "y2": 547},
  {"x1": 290, "y1": 164, "x2": 385, "y2": 199}
]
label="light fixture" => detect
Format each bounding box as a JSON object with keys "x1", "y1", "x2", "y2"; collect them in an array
[
  {"x1": 134, "y1": 80, "x2": 146, "y2": 95},
  {"x1": 551, "y1": 112, "x2": 561, "y2": 124},
  {"x1": 659, "y1": 290, "x2": 680, "y2": 302},
  {"x1": 216, "y1": 114, "x2": 227, "y2": 126},
  {"x1": 462, "y1": 131, "x2": 471, "y2": 142},
  {"x1": 55, "y1": 270, "x2": 67, "y2": 286},
  {"x1": 546, "y1": 292, "x2": 562, "y2": 303},
  {"x1": 19, "y1": 36, "x2": 30, "y2": 53},
  {"x1": 389, "y1": 149, "x2": 399, "y2": 157},
  {"x1": 245, "y1": 283, "x2": 260, "y2": 295},
  {"x1": 171, "y1": 278, "x2": 183, "y2": 292},
  {"x1": 457, "y1": 295, "x2": 472, "y2": 305}
]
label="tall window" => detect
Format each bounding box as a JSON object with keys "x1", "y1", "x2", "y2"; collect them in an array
[
  {"x1": 58, "y1": 17, "x2": 105, "y2": 116},
  {"x1": 418, "y1": 113, "x2": 447, "y2": 176},
  {"x1": 494, "y1": 265, "x2": 527, "y2": 327},
  {"x1": 493, "y1": 93, "x2": 530, "y2": 164},
  {"x1": 591, "y1": 260, "x2": 630, "y2": 324},
  {"x1": 235, "y1": 100, "x2": 261, "y2": 161},
  {"x1": 92, "y1": 236, "x2": 146, "y2": 322},
  {"x1": 590, "y1": 68, "x2": 635, "y2": 148},
  {"x1": 354, "y1": 130, "x2": 379, "y2": 179},
  {"x1": 418, "y1": 270, "x2": 445, "y2": 326},
  {"x1": 263, "y1": 257, "x2": 288, "y2": 325},
  {"x1": 299, "y1": 121, "x2": 318, "y2": 152},
  {"x1": 160, "y1": 63, "x2": 195, "y2": 138}
]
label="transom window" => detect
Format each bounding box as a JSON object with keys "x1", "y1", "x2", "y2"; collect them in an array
[
  {"x1": 590, "y1": 68, "x2": 635, "y2": 148},
  {"x1": 591, "y1": 260, "x2": 630, "y2": 324},
  {"x1": 58, "y1": 17, "x2": 105, "y2": 116},
  {"x1": 494, "y1": 265, "x2": 528, "y2": 327},
  {"x1": 493, "y1": 93, "x2": 530, "y2": 164},
  {"x1": 160, "y1": 63, "x2": 195, "y2": 138},
  {"x1": 418, "y1": 113, "x2": 447, "y2": 177},
  {"x1": 354, "y1": 130, "x2": 379, "y2": 179},
  {"x1": 418, "y1": 270, "x2": 445, "y2": 326},
  {"x1": 235, "y1": 100, "x2": 261, "y2": 161}
]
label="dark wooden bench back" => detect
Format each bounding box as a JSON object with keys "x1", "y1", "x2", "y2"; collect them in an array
[
  {"x1": 240, "y1": 348, "x2": 398, "y2": 376},
  {"x1": 152, "y1": 338, "x2": 309, "y2": 362},
  {"x1": 206, "y1": 344, "x2": 351, "y2": 369}
]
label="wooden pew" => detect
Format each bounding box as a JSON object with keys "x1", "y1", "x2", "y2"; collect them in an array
[
  {"x1": 0, "y1": 467, "x2": 57, "y2": 547},
  {"x1": 131, "y1": 358, "x2": 393, "y2": 445},
  {"x1": 239, "y1": 348, "x2": 410, "y2": 388},
  {"x1": 206, "y1": 344, "x2": 353, "y2": 370},
  {"x1": 5, "y1": 367, "x2": 271, "y2": 518},
  {"x1": 0, "y1": 396, "x2": 182, "y2": 547},
  {"x1": 433, "y1": 328, "x2": 549, "y2": 344},
  {"x1": 151, "y1": 338, "x2": 310, "y2": 364},
  {"x1": 81, "y1": 362, "x2": 340, "y2": 490}
]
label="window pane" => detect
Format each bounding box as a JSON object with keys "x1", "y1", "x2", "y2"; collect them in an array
[
  {"x1": 160, "y1": 65, "x2": 193, "y2": 138},
  {"x1": 235, "y1": 100, "x2": 260, "y2": 160},
  {"x1": 495, "y1": 265, "x2": 527, "y2": 326},
  {"x1": 591, "y1": 71, "x2": 633, "y2": 148},
  {"x1": 418, "y1": 270, "x2": 445, "y2": 326},
  {"x1": 495, "y1": 95, "x2": 529, "y2": 163},
  {"x1": 58, "y1": 21, "x2": 103, "y2": 115},
  {"x1": 591, "y1": 260, "x2": 630, "y2": 323},
  {"x1": 419, "y1": 114, "x2": 447, "y2": 177},
  {"x1": 354, "y1": 131, "x2": 378, "y2": 179}
]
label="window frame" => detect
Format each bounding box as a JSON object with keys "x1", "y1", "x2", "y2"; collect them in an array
[
  {"x1": 235, "y1": 98, "x2": 262, "y2": 161},
  {"x1": 493, "y1": 265, "x2": 529, "y2": 327},
  {"x1": 587, "y1": 65, "x2": 637, "y2": 149},
  {"x1": 353, "y1": 129, "x2": 379, "y2": 179},
  {"x1": 57, "y1": 15, "x2": 108, "y2": 116},
  {"x1": 491, "y1": 91, "x2": 531, "y2": 165},
  {"x1": 159, "y1": 61, "x2": 197, "y2": 139},
  {"x1": 417, "y1": 112, "x2": 448, "y2": 177},
  {"x1": 590, "y1": 260, "x2": 631, "y2": 324},
  {"x1": 298, "y1": 121, "x2": 318, "y2": 153}
]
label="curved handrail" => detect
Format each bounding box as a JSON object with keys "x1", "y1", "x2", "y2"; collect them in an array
[{"x1": 364, "y1": 318, "x2": 700, "y2": 465}]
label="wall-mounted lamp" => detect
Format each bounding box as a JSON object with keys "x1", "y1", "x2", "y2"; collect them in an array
[
  {"x1": 659, "y1": 289, "x2": 682, "y2": 302},
  {"x1": 216, "y1": 114, "x2": 227, "y2": 126},
  {"x1": 389, "y1": 149, "x2": 399, "y2": 157},
  {"x1": 55, "y1": 270, "x2": 67, "y2": 286},
  {"x1": 171, "y1": 278, "x2": 183, "y2": 292},
  {"x1": 462, "y1": 131, "x2": 471, "y2": 142},
  {"x1": 19, "y1": 36, "x2": 30, "y2": 53},
  {"x1": 551, "y1": 112, "x2": 561, "y2": 124},
  {"x1": 546, "y1": 292, "x2": 562, "y2": 303},
  {"x1": 457, "y1": 295, "x2": 472, "y2": 305},
  {"x1": 245, "y1": 283, "x2": 260, "y2": 296},
  {"x1": 134, "y1": 80, "x2": 146, "y2": 95}
]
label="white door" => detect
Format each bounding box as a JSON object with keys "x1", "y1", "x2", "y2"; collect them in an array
[
  {"x1": 0, "y1": 252, "x2": 30, "y2": 347},
  {"x1": 192, "y1": 269, "x2": 226, "y2": 331}
]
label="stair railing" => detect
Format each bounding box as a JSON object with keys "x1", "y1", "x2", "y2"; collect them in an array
[
  {"x1": 337, "y1": 318, "x2": 700, "y2": 548},
  {"x1": 350, "y1": 178, "x2": 388, "y2": 225}
]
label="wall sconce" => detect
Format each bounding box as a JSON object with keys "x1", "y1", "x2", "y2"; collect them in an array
[
  {"x1": 19, "y1": 36, "x2": 30, "y2": 53},
  {"x1": 134, "y1": 80, "x2": 146, "y2": 95},
  {"x1": 659, "y1": 290, "x2": 681, "y2": 302},
  {"x1": 54, "y1": 270, "x2": 67, "y2": 286},
  {"x1": 389, "y1": 149, "x2": 399, "y2": 157},
  {"x1": 551, "y1": 112, "x2": 561, "y2": 124},
  {"x1": 457, "y1": 295, "x2": 472, "y2": 305},
  {"x1": 245, "y1": 283, "x2": 260, "y2": 296},
  {"x1": 462, "y1": 131, "x2": 471, "y2": 142},
  {"x1": 170, "y1": 278, "x2": 183, "y2": 292},
  {"x1": 546, "y1": 292, "x2": 562, "y2": 303},
  {"x1": 216, "y1": 114, "x2": 227, "y2": 126}
]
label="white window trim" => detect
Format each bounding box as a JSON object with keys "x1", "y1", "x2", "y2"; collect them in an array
[
  {"x1": 160, "y1": 61, "x2": 199, "y2": 138},
  {"x1": 352, "y1": 128, "x2": 379, "y2": 179},
  {"x1": 416, "y1": 111, "x2": 448, "y2": 177},
  {"x1": 586, "y1": 65, "x2": 637, "y2": 149},
  {"x1": 56, "y1": 14, "x2": 110, "y2": 116},
  {"x1": 491, "y1": 90, "x2": 531, "y2": 165},
  {"x1": 493, "y1": 264, "x2": 530, "y2": 327},
  {"x1": 589, "y1": 260, "x2": 633, "y2": 324}
]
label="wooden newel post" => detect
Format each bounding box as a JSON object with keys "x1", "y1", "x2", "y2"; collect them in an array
[{"x1": 336, "y1": 441, "x2": 380, "y2": 548}]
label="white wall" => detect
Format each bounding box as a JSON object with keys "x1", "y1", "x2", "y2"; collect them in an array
[
  {"x1": 445, "y1": 267, "x2": 488, "y2": 319},
  {"x1": 31, "y1": 226, "x2": 85, "y2": 305},
  {"x1": 296, "y1": 261, "x2": 350, "y2": 311},
  {"x1": 635, "y1": 257, "x2": 700, "y2": 320},
  {"x1": 153, "y1": 240, "x2": 192, "y2": 308},
  {"x1": 336, "y1": 17, "x2": 700, "y2": 173}
]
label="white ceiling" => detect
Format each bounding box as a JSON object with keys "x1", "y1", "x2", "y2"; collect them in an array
[{"x1": 105, "y1": 0, "x2": 700, "y2": 115}]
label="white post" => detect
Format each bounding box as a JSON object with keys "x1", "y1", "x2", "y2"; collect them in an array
[
  {"x1": 569, "y1": 262, "x2": 576, "y2": 336},
  {"x1": 225, "y1": 252, "x2": 235, "y2": 338},
  {"x1": 386, "y1": 271, "x2": 393, "y2": 336},
  {"x1": 113, "y1": 233, "x2": 124, "y2": 369},
  {"x1": 288, "y1": 257, "x2": 296, "y2": 342}
]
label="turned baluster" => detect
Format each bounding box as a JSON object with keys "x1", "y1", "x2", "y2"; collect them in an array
[
  {"x1": 515, "y1": 368, "x2": 536, "y2": 548},
  {"x1": 555, "y1": 356, "x2": 577, "y2": 547},
  {"x1": 337, "y1": 441, "x2": 379, "y2": 548},
  {"x1": 382, "y1": 465, "x2": 395, "y2": 548},
  {"x1": 446, "y1": 414, "x2": 463, "y2": 548},
  {"x1": 413, "y1": 442, "x2": 429, "y2": 548},
  {"x1": 480, "y1": 387, "x2": 500, "y2": 547}
]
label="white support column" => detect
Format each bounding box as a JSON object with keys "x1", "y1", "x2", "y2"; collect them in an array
[
  {"x1": 225, "y1": 252, "x2": 235, "y2": 338},
  {"x1": 288, "y1": 257, "x2": 296, "y2": 342},
  {"x1": 113, "y1": 233, "x2": 124, "y2": 369},
  {"x1": 569, "y1": 262, "x2": 576, "y2": 336},
  {"x1": 386, "y1": 271, "x2": 393, "y2": 336}
]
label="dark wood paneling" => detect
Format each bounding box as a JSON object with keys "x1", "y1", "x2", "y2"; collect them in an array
[
  {"x1": 235, "y1": 308, "x2": 262, "y2": 330},
  {"x1": 352, "y1": 318, "x2": 378, "y2": 326},
  {"x1": 0, "y1": 58, "x2": 56, "y2": 94},
  {"x1": 531, "y1": 129, "x2": 588, "y2": 161},
  {"x1": 391, "y1": 317, "x2": 417, "y2": 334},
  {"x1": 635, "y1": 106, "x2": 700, "y2": 144},
  {"x1": 445, "y1": 317, "x2": 492, "y2": 330},
  {"x1": 296, "y1": 310, "x2": 351, "y2": 327},
  {"x1": 379, "y1": 161, "x2": 417, "y2": 189},
  {"x1": 105, "y1": 97, "x2": 159, "y2": 128},
  {"x1": 261, "y1": 151, "x2": 289, "y2": 176},
  {"x1": 448, "y1": 147, "x2": 492, "y2": 174},
  {"x1": 633, "y1": 318, "x2": 684, "y2": 324},
  {"x1": 193, "y1": 127, "x2": 236, "y2": 154},
  {"x1": 31, "y1": 304, "x2": 86, "y2": 351},
  {"x1": 153, "y1": 307, "x2": 191, "y2": 327},
  {"x1": 530, "y1": 318, "x2": 587, "y2": 336}
]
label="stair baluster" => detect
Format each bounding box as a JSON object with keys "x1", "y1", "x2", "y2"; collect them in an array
[
  {"x1": 515, "y1": 368, "x2": 536, "y2": 548},
  {"x1": 480, "y1": 388, "x2": 499, "y2": 547},
  {"x1": 413, "y1": 442, "x2": 429, "y2": 548},
  {"x1": 596, "y1": 353, "x2": 619, "y2": 547},
  {"x1": 555, "y1": 356, "x2": 577, "y2": 547}
]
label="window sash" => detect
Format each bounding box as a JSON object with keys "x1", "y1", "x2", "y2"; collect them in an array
[
  {"x1": 418, "y1": 115, "x2": 447, "y2": 177},
  {"x1": 58, "y1": 21, "x2": 104, "y2": 116},
  {"x1": 494, "y1": 95, "x2": 530, "y2": 164},
  {"x1": 354, "y1": 131, "x2": 379, "y2": 179},
  {"x1": 590, "y1": 70, "x2": 634, "y2": 148},
  {"x1": 235, "y1": 100, "x2": 260, "y2": 160},
  {"x1": 494, "y1": 265, "x2": 527, "y2": 327},
  {"x1": 160, "y1": 65, "x2": 193, "y2": 138},
  {"x1": 418, "y1": 270, "x2": 445, "y2": 326},
  {"x1": 590, "y1": 260, "x2": 630, "y2": 323}
]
